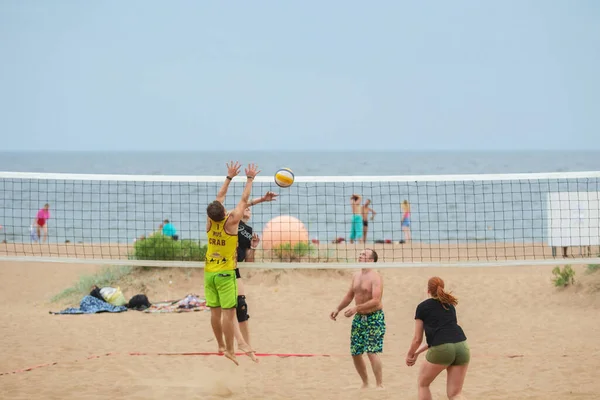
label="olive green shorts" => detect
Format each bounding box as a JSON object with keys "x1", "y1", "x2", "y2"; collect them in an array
[{"x1": 426, "y1": 341, "x2": 470, "y2": 366}]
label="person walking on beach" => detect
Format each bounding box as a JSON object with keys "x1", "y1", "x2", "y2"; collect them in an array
[
  {"x1": 34, "y1": 204, "x2": 50, "y2": 243},
  {"x1": 161, "y1": 219, "x2": 178, "y2": 240},
  {"x1": 205, "y1": 161, "x2": 259, "y2": 365},
  {"x1": 349, "y1": 194, "x2": 363, "y2": 244},
  {"x1": 234, "y1": 190, "x2": 278, "y2": 349},
  {"x1": 330, "y1": 249, "x2": 385, "y2": 389},
  {"x1": 405, "y1": 277, "x2": 470, "y2": 400},
  {"x1": 361, "y1": 199, "x2": 376, "y2": 243},
  {"x1": 400, "y1": 200, "x2": 411, "y2": 243}
]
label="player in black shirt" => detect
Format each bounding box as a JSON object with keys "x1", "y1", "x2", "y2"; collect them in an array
[
  {"x1": 234, "y1": 190, "x2": 277, "y2": 349},
  {"x1": 405, "y1": 277, "x2": 470, "y2": 400}
]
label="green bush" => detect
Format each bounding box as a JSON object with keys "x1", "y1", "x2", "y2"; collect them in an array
[
  {"x1": 586, "y1": 264, "x2": 600, "y2": 274},
  {"x1": 133, "y1": 234, "x2": 207, "y2": 261},
  {"x1": 552, "y1": 265, "x2": 576, "y2": 287},
  {"x1": 272, "y1": 242, "x2": 314, "y2": 261}
]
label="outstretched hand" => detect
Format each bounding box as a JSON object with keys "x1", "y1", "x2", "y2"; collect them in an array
[
  {"x1": 227, "y1": 161, "x2": 241, "y2": 178},
  {"x1": 245, "y1": 163, "x2": 261, "y2": 179},
  {"x1": 262, "y1": 191, "x2": 278, "y2": 202}
]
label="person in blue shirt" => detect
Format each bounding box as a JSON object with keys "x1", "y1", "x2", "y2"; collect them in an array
[{"x1": 161, "y1": 219, "x2": 178, "y2": 240}]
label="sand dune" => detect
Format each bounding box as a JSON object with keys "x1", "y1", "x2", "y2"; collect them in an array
[{"x1": 1, "y1": 261, "x2": 599, "y2": 399}]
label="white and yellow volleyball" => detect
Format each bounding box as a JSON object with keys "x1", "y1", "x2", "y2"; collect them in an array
[{"x1": 274, "y1": 168, "x2": 295, "y2": 188}]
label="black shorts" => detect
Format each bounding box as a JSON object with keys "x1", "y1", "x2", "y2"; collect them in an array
[
  {"x1": 363, "y1": 220, "x2": 368, "y2": 227},
  {"x1": 236, "y1": 295, "x2": 250, "y2": 322}
]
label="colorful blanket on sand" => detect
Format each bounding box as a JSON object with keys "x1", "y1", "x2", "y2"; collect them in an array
[
  {"x1": 50, "y1": 295, "x2": 128, "y2": 315},
  {"x1": 144, "y1": 294, "x2": 208, "y2": 313}
]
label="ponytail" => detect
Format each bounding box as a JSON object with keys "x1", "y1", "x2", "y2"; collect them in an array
[
  {"x1": 428, "y1": 277, "x2": 458, "y2": 308},
  {"x1": 436, "y1": 285, "x2": 458, "y2": 307}
]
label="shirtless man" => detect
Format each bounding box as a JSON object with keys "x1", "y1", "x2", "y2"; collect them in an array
[
  {"x1": 361, "y1": 199, "x2": 376, "y2": 243},
  {"x1": 330, "y1": 249, "x2": 385, "y2": 389},
  {"x1": 349, "y1": 194, "x2": 363, "y2": 244}
]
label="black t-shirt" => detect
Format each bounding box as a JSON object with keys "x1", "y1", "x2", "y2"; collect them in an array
[
  {"x1": 237, "y1": 221, "x2": 253, "y2": 262},
  {"x1": 415, "y1": 298, "x2": 467, "y2": 347}
]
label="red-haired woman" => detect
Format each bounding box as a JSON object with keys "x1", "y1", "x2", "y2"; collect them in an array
[{"x1": 405, "y1": 277, "x2": 469, "y2": 400}]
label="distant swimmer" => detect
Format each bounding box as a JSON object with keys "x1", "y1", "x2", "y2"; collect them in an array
[
  {"x1": 361, "y1": 199, "x2": 376, "y2": 244},
  {"x1": 330, "y1": 249, "x2": 385, "y2": 389},
  {"x1": 400, "y1": 200, "x2": 411, "y2": 243},
  {"x1": 349, "y1": 194, "x2": 363, "y2": 244},
  {"x1": 35, "y1": 204, "x2": 50, "y2": 243}
]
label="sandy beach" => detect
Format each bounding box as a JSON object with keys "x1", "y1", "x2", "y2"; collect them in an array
[{"x1": 1, "y1": 255, "x2": 600, "y2": 400}]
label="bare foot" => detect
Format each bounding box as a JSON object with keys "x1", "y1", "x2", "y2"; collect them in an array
[
  {"x1": 360, "y1": 383, "x2": 369, "y2": 390},
  {"x1": 224, "y1": 351, "x2": 239, "y2": 366},
  {"x1": 238, "y1": 343, "x2": 259, "y2": 363},
  {"x1": 218, "y1": 346, "x2": 226, "y2": 355},
  {"x1": 376, "y1": 385, "x2": 385, "y2": 390}
]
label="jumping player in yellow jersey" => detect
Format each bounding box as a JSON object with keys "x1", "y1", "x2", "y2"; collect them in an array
[{"x1": 205, "y1": 161, "x2": 260, "y2": 366}]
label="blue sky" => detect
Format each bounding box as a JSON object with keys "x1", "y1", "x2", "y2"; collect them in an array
[{"x1": 1, "y1": 1, "x2": 598, "y2": 151}]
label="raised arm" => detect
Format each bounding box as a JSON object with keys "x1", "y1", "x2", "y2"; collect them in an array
[
  {"x1": 248, "y1": 191, "x2": 278, "y2": 207},
  {"x1": 228, "y1": 163, "x2": 260, "y2": 224},
  {"x1": 215, "y1": 161, "x2": 241, "y2": 204}
]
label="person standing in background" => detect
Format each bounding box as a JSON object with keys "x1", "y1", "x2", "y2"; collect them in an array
[
  {"x1": 162, "y1": 219, "x2": 178, "y2": 240},
  {"x1": 361, "y1": 199, "x2": 377, "y2": 243},
  {"x1": 35, "y1": 204, "x2": 50, "y2": 243},
  {"x1": 400, "y1": 200, "x2": 411, "y2": 243}
]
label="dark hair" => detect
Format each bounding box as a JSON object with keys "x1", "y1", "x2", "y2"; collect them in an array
[
  {"x1": 206, "y1": 201, "x2": 226, "y2": 222},
  {"x1": 163, "y1": 219, "x2": 170, "y2": 223},
  {"x1": 366, "y1": 248, "x2": 378, "y2": 262}
]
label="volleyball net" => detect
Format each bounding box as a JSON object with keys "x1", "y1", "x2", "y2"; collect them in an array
[{"x1": 1, "y1": 170, "x2": 599, "y2": 268}]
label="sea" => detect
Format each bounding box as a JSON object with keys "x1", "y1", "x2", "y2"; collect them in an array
[{"x1": 1, "y1": 151, "x2": 599, "y2": 245}]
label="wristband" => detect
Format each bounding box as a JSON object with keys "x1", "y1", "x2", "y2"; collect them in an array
[
  {"x1": 226, "y1": 176, "x2": 233, "y2": 181},
  {"x1": 247, "y1": 176, "x2": 254, "y2": 180}
]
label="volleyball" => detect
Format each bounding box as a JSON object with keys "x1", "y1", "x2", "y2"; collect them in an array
[{"x1": 274, "y1": 168, "x2": 295, "y2": 188}]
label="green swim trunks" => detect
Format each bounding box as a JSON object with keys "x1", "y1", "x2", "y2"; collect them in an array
[
  {"x1": 204, "y1": 270, "x2": 237, "y2": 309},
  {"x1": 426, "y1": 341, "x2": 470, "y2": 366},
  {"x1": 349, "y1": 214, "x2": 363, "y2": 241},
  {"x1": 350, "y1": 310, "x2": 386, "y2": 356}
]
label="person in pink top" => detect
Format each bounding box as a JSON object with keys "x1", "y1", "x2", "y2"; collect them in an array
[{"x1": 35, "y1": 204, "x2": 50, "y2": 243}]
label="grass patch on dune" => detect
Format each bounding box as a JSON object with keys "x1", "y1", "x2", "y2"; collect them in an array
[
  {"x1": 586, "y1": 264, "x2": 600, "y2": 274},
  {"x1": 51, "y1": 265, "x2": 136, "y2": 303}
]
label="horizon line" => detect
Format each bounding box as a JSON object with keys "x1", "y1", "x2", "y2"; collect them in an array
[{"x1": 1, "y1": 149, "x2": 598, "y2": 153}]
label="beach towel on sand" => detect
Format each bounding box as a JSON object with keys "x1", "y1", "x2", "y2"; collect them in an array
[{"x1": 50, "y1": 295, "x2": 128, "y2": 315}]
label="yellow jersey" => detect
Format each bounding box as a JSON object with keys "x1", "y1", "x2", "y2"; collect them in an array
[{"x1": 205, "y1": 215, "x2": 238, "y2": 272}]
